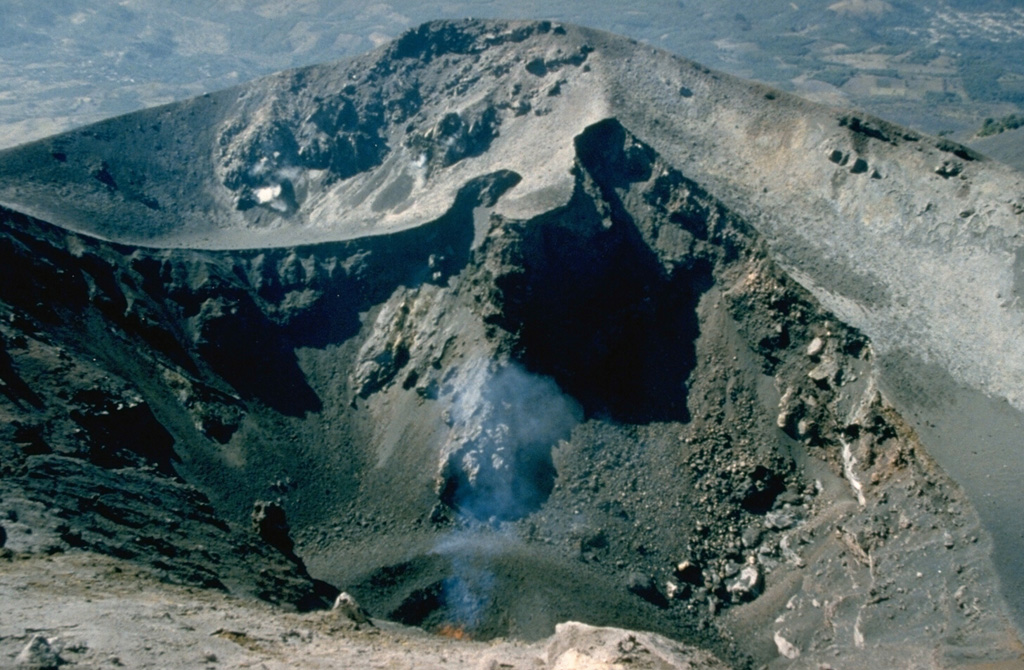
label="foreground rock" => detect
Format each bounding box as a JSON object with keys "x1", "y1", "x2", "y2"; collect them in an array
[
  {"x1": 15, "y1": 635, "x2": 60, "y2": 670},
  {"x1": 0, "y1": 550, "x2": 728, "y2": 670},
  {"x1": 546, "y1": 622, "x2": 731, "y2": 669}
]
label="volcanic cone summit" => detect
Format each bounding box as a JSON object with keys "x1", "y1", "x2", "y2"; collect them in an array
[{"x1": 1, "y1": 18, "x2": 1023, "y2": 669}]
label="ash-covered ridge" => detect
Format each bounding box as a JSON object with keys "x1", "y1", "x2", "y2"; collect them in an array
[
  {"x1": 0, "y1": 20, "x2": 610, "y2": 248},
  {"x1": 1, "y1": 18, "x2": 1023, "y2": 670}
]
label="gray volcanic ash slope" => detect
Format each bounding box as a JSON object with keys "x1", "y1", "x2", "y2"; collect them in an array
[{"x1": 1, "y1": 19, "x2": 1023, "y2": 669}]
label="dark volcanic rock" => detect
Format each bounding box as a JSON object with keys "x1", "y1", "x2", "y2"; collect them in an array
[
  {"x1": 252, "y1": 500, "x2": 298, "y2": 559},
  {"x1": 5, "y1": 455, "x2": 325, "y2": 610}
]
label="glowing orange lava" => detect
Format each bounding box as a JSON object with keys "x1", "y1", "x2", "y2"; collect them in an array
[{"x1": 436, "y1": 624, "x2": 471, "y2": 640}]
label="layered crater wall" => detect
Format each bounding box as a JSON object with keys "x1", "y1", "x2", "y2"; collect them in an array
[{"x1": 0, "y1": 18, "x2": 1023, "y2": 669}]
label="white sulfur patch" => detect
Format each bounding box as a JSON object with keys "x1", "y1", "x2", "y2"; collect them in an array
[
  {"x1": 840, "y1": 437, "x2": 867, "y2": 507},
  {"x1": 254, "y1": 184, "x2": 282, "y2": 204}
]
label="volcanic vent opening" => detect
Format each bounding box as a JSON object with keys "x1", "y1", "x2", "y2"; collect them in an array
[
  {"x1": 2, "y1": 18, "x2": 1022, "y2": 670},
  {"x1": 361, "y1": 120, "x2": 777, "y2": 646}
]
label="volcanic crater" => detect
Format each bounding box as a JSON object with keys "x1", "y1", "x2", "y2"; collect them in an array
[{"x1": 1, "y1": 18, "x2": 1023, "y2": 670}]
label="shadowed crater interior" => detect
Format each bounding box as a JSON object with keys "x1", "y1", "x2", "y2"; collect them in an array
[{"x1": 492, "y1": 120, "x2": 712, "y2": 423}]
